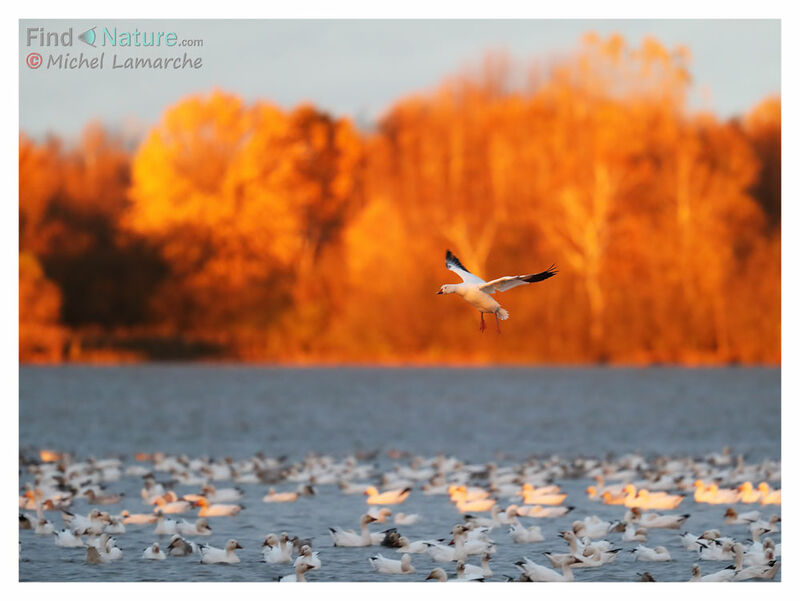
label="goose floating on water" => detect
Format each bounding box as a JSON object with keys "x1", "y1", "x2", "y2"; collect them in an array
[
  {"x1": 364, "y1": 486, "x2": 411, "y2": 505},
  {"x1": 142, "y1": 542, "x2": 166, "y2": 560},
  {"x1": 199, "y1": 539, "x2": 242, "y2": 564},
  {"x1": 329, "y1": 514, "x2": 377, "y2": 547},
  {"x1": 369, "y1": 553, "x2": 415, "y2": 574}
]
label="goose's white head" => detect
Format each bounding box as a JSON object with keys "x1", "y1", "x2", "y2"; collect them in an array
[
  {"x1": 225, "y1": 539, "x2": 243, "y2": 552},
  {"x1": 437, "y1": 284, "x2": 458, "y2": 295}
]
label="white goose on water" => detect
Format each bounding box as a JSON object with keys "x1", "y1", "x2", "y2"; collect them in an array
[
  {"x1": 509, "y1": 523, "x2": 545, "y2": 543},
  {"x1": 364, "y1": 486, "x2": 411, "y2": 505},
  {"x1": 632, "y1": 545, "x2": 671, "y2": 562},
  {"x1": 176, "y1": 517, "x2": 212, "y2": 536},
  {"x1": 199, "y1": 539, "x2": 242, "y2": 564},
  {"x1": 690, "y1": 563, "x2": 735, "y2": 582},
  {"x1": 394, "y1": 536, "x2": 433, "y2": 554},
  {"x1": 142, "y1": 542, "x2": 166, "y2": 560},
  {"x1": 278, "y1": 562, "x2": 314, "y2": 582},
  {"x1": 154, "y1": 515, "x2": 179, "y2": 536},
  {"x1": 459, "y1": 553, "x2": 492, "y2": 579},
  {"x1": 456, "y1": 560, "x2": 485, "y2": 581},
  {"x1": 437, "y1": 250, "x2": 557, "y2": 333},
  {"x1": 425, "y1": 567, "x2": 449, "y2": 581},
  {"x1": 394, "y1": 513, "x2": 420, "y2": 525},
  {"x1": 34, "y1": 518, "x2": 55, "y2": 535},
  {"x1": 54, "y1": 528, "x2": 85, "y2": 548},
  {"x1": 294, "y1": 545, "x2": 321, "y2": 570},
  {"x1": 262, "y1": 533, "x2": 293, "y2": 563},
  {"x1": 621, "y1": 523, "x2": 647, "y2": 542},
  {"x1": 167, "y1": 534, "x2": 199, "y2": 556},
  {"x1": 516, "y1": 555, "x2": 580, "y2": 582},
  {"x1": 369, "y1": 553, "x2": 415, "y2": 574},
  {"x1": 329, "y1": 514, "x2": 377, "y2": 547}
]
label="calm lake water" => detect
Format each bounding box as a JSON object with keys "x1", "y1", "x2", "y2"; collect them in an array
[{"x1": 19, "y1": 366, "x2": 781, "y2": 582}]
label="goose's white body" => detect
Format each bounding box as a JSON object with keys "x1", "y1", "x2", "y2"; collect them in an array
[
  {"x1": 35, "y1": 518, "x2": 55, "y2": 535},
  {"x1": 734, "y1": 561, "x2": 780, "y2": 581},
  {"x1": 154, "y1": 516, "x2": 178, "y2": 535},
  {"x1": 394, "y1": 513, "x2": 420, "y2": 525},
  {"x1": 199, "y1": 539, "x2": 242, "y2": 564},
  {"x1": 637, "y1": 512, "x2": 690, "y2": 529},
  {"x1": 632, "y1": 545, "x2": 671, "y2": 562},
  {"x1": 176, "y1": 518, "x2": 212, "y2": 536},
  {"x1": 437, "y1": 250, "x2": 557, "y2": 330},
  {"x1": 690, "y1": 564, "x2": 735, "y2": 582},
  {"x1": 294, "y1": 546, "x2": 321, "y2": 570},
  {"x1": 329, "y1": 515, "x2": 376, "y2": 547},
  {"x1": 262, "y1": 537, "x2": 293, "y2": 564},
  {"x1": 509, "y1": 523, "x2": 545, "y2": 543},
  {"x1": 516, "y1": 556, "x2": 577, "y2": 582},
  {"x1": 394, "y1": 537, "x2": 432, "y2": 554},
  {"x1": 364, "y1": 487, "x2": 411, "y2": 505},
  {"x1": 54, "y1": 529, "x2": 85, "y2": 548},
  {"x1": 369, "y1": 553, "x2": 415, "y2": 574},
  {"x1": 142, "y1": 543, "x2": 166, "y2": 560},
  {"x1": 622, "y1": 524, "x2": 647, "y2": 542}
]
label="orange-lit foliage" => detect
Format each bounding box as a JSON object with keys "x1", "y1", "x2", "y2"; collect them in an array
[
  {"x1": 126, "y1": 92, "x2": 364, "y2": 356},
  {"x1": 18, "y1": 127, "x2": 165, "y2": 361},
  {"x1": 743, "y1": 96, "x2": 781, "y2": 227},
  {"x1": 18, "y1": 35, "x2": 781, "y2": 364},
  {"x1": 19, "y1": 252, "x2": 65, "y2": 362}
]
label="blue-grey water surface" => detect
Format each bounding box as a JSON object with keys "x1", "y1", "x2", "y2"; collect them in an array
[{"x1": 19, "y1": 366, "x2": 780, "y2": 582}]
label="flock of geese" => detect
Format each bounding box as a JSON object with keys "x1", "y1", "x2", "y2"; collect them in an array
[{"x1": 19, "y1": 446, "x2": 780, "y2": 582}]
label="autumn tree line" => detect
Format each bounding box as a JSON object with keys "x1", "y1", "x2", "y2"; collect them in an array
[{"x1": 19, "y1": 35, "x2": 780, "y2": 364}]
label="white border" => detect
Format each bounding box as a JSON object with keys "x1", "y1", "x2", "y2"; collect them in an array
[{"x1": 5, "y1": 2, "x2": 792, "y2": 601}]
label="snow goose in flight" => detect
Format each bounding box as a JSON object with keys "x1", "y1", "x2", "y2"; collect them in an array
[{"x1": 437, "y1": 250, "x2": 557, "y2": 333}]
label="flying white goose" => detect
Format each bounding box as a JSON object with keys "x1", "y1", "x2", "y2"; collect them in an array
[{"x1": 437, "y1": 250, "x2": 557, "y2": 333}]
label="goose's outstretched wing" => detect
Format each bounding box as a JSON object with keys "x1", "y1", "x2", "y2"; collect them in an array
[
  {"x1": 445, "y1": 250, "x2": 485, "y2": 284},
  {"x1": 479, "y1": 265, "x2": 557, "y2": 293}
]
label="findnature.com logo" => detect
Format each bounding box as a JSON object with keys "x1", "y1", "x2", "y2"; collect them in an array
[{"x1": 24, "y1": 25, "x2": 205, "y2": 71}]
